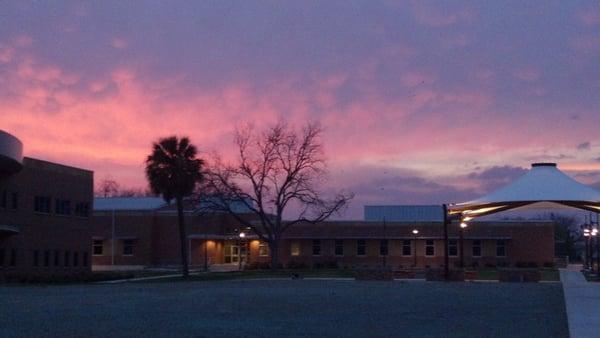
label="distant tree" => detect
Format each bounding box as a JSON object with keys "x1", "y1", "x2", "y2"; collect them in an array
[
  {"x1": 201, "y1": 122, "x2": 353, "y2": 269},
  {"x1": 145, "y1": 136, "x2": 204, "y2": 277},
  {"x1": 116, "y1": 187, "x2": 156, "y2": 197},
  {"x1": 97, "y1": 178, "x2": 120, "y2": 198},
  {"x1": 547, "y1": 213, "x2": 579, "y2": 261}
]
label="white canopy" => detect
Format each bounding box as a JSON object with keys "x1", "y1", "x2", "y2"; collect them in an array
[{"x1": 449, "y1": 163, "x2": 600, "y2": 219}]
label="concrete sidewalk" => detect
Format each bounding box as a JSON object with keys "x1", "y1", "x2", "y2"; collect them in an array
[{"x1": 560, "y1": 266, "x2": 600, "y2": 338}]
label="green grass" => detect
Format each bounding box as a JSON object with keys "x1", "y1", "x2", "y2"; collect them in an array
[
  {"x1": 137, "y1": 268, "x2": 357, "y2": 283},
  {"x1": 471, "y1": 268, "x2": 560, "y2": 281}
]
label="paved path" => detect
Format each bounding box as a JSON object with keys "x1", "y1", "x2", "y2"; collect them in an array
[{"x1": 560, "y1": 266, "x2": 600, "y2": 338}]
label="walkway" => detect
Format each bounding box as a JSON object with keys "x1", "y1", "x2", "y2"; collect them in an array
[{"x1": 560, "y1": 265, "x2": 600, "y2": 338}]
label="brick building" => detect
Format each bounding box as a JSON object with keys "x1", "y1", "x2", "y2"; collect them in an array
[
  {"x1": 0, "y1": 130, "x2": 93, "y2": 280},
  {"x1": 92, "y1": 198, "x2": 555, "y2": 270}
]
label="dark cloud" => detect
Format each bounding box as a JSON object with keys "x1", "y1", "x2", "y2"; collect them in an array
[
  {"x1": 577, "y1": 142, "x2": 591, "y2": 150},
  {"x1": 467, "y1": 165, "x2": 527, "y2": 191}
]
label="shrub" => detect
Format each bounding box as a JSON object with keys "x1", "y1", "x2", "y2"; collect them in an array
[
  {"x1": 497, "y1": 261, "x2": 509, "y2": 268},
  {"x1": 286, "y1": 261, "x2": 308, "y2": 269},
  {"x1": 543, "y1": 262, "x2": 555, "y2": 268},
  {"x1": 485, "y1": 263, "x2": 496, "y2": 268},
  {"x1": 527, "y1": 262, "x2": 538, "y2": 268},
  {"x1": 515, "y1": 261, "x2": 528, "y2": 268},
  {"x1": 313, "y1": 262, "x2": 324, "y2": 269},
  {"x1": 325, "y1": 260, "x2": 338, "y2": 269}
]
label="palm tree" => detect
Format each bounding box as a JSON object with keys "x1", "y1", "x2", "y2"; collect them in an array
[{"x1": 145, "y1": 136, "x2": 203, "y2": 277}]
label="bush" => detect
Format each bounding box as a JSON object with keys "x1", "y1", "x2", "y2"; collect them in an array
[
  {"x1": 286, "y1": 261, "x2": 308, "y2": 269},
  {"x1": 497, "y1": 261, "x2": 509, "y2": 268},
  {"x1": 485, "y1": 263, "x2": 496, "y2": 268},
  {"x1": 313, "y1": 262, "x2": 324, "y2": 269},
  {"x1": 527, "y1": 262, "x2": 538, "y2": 268},
  {"x1": 515, "y1": 261, "x2": 528, "y2": 268},
  {"x1": 543, "y1": 262, "x2": 555, "y2": 268},
  {"x1": 325, "y1": 260, "x2": 338, "y2": 269}
]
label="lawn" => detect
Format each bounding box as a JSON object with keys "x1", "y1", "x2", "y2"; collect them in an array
[
  {"x1": 475, "y1": 268, "x2": 560, "y2": 281},
  {"x1": 0, "y1": 279, "x2": 568, "y2": 337}
]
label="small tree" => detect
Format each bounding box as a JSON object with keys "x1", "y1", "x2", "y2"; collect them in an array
[
  {"x1": 201, "y1": 122, "x2": 353, "y2": 269},
  {"x1": 97, "y1": 178, "x2": 119, "y2": 197},
  {"x1": 145, "y1": 136, "x2": 204, "y2": 277}
]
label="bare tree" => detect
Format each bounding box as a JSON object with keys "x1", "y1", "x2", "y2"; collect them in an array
[
  {"x1": 96, "y1": 178, "x2": 120, "y2": 198},
  {"x1": 200, "y1": 122, "x2": 353, "y2": 269}
]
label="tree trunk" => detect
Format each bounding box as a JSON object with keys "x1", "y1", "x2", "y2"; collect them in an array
[
  {"x1": 269, "y1": 240, "x2": 280, "y2": 271},
  {"x1": 176, "y1": 197, "x2": 189, "y2": 278}
]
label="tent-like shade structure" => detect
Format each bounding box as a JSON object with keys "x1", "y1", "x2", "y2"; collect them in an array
[{"x1": 449, "y1": 163, "x2": 600, "y2": 220}]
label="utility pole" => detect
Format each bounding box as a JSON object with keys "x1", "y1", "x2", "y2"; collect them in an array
[
  {"x1": 382, "y1": 218, "x2": 387, "y2": 268},
  {"x1": 443, "y1": 204, "x2": 449, "y2": 280}
]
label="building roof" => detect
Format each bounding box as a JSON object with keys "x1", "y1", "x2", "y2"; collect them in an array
[
  {"x1": 94, "y1": 197, "x2": 168, "y2": 211},
  {"x1": 450, "y1": 163, "x2": 600, "y2": 218},
  {"x1": 364, "y1": 205, "x2": 443, "y2": 222}
]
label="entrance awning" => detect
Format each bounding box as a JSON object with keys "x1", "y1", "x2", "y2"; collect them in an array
[{"x1": 449, "y1": 163, "x2": 600, "y2": 220}]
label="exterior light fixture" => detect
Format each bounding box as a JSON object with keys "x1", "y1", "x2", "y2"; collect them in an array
[
  {"x1": 239, "y1": 232, "x2": 246, "y2": 238},
  {"x1": 460, "y1": 222, "x2": 468, "y2": 229},
  {"x1": 412, "y1": 229, "x2": 419, "y2": 235}
]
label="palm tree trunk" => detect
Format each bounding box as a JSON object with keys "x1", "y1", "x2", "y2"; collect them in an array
[{"x1": 176, "y1": 197, "x2": 189, "y2": 277}]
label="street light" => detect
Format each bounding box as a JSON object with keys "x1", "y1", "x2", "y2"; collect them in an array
[
  {"x1": 412, "y1": 229, "x2": 419, "y2": 268},
  {"x1": 238, "y1": 232, "x2": 246, "y2": 270},
  {"x1": 459, "y1": 222, "x2": 468, "y2": 268},
  {"x1": 584, "y1": 228, "x2": 591, "y2": 270},
  {"x1": 592, "y1": 228, "x2": 598, "y2": 274}
]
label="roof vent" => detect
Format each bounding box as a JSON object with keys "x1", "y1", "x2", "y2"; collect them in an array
[{"x1": 531, "y1": 163, "x2": 557, "y2": 168}]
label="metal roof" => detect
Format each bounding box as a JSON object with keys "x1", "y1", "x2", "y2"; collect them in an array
[
  {"x1": 94, "y1": 197, "x2": 167, "y2": 211},
  {"x1": 364, "y1": 205, "x2": 444, "y2": 222}
]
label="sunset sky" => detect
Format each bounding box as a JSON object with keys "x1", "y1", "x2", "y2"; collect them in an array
[{"x1": 2, "y1": 1, "x2": 600, "y2": 218}]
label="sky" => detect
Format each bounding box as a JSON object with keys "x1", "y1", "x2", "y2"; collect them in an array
[{"x1": 2, "y1": 1, "x2": 600, "y2": 219}]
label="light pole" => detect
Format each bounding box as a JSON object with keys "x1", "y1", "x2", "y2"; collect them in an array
[
  {"x1": 583, "y1": 228, "x2": 590, "y2": 270},
  {"x1": 459, "y1": 222, "x2": 468, "y2": 268},
  {"x1": 592, "y1": 227, "x2": 598, "y2": 273},
  {"x1": 412, "y1": 229, "x2": 419, "y2": 268},
  {"x1": 238, "y1": 232, "x2": 245, "y2": 271}
]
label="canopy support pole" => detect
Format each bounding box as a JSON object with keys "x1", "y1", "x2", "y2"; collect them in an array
[{"x1": 443, "y1": 204, "x2": 449, "y2": 281}]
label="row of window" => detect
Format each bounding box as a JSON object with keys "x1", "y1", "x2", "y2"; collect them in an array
[
  {"x1": 290, "y1": 239, "x2": 507, "y2": 258},
  {"x1": 0, "y1": 249, "x2": 89, "y2": 268},
  {"x1": 0, "y1": 190, "x2": 19, "y2": 210},
  {"x1": 34, "y1": 196, "x2": 90, "y2": 217},
  {"x1": 93, "y1": 239, "x2": 136, "y2": 256}
]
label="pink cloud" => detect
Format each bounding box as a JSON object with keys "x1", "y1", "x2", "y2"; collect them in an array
[
  {"x1": 410, "y1": 1, "x2": 475, "y2": 27},
  {"x1": 577, "y1": 7, "x2": 600, "y2": 26},
  {"x1": 512, "y1": 67, "x2": 540, "y2": 82}
]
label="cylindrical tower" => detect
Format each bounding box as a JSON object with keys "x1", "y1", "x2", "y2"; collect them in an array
[{"x1": 0, "y1": 130, "x2": 23, "y2": 176}]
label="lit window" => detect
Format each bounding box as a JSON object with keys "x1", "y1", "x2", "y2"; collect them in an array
[
  {"x1": 448, "y1": 240, "x2": 458, "y2": 257},
  {"x1": 258, "y1": 243, "x2": 269, "y2": 257},
  {"x1": 402, "y1": 240, "x2": 412, "y2": 256},
  {"x1": 334, "y1": 240, "x2": 344, "y2": 256},
  {"x1": 425, "y1": 240, "x2": 435, "y2": 257},
  {"x1": 496, "y1": 240, "x2": 506, "y2": 257},
  {"x1": 379, "y1": 239, "x2": 388, "y2": 256},
  {"x1": 472, "y1": 240, "x2": 482, "y2": 257},
  {"x1": 122, "y1": 239, "x2": 135, "y2": 256},
  {"x1": 312, "y1": 240, "x2": 321, "y2": 256},
  {"x1": 93, "y1": 240, "x2": 104, "y2": 256},
  {"x1": 290, "y1": 242, "x2": 300, "y2": 256},
  {"x1": 357, "y1": 239, "x2": 366, "y2": 256}
]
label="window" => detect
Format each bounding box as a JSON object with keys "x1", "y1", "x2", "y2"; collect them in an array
[
  {"x1": 379, "y1": 239, "x2": 388, "y2": 256},
  {"x1": 83, "y1": 252, "x2": 88, "y2": 267},
  {"x1": 34, "y1": 196, "x2": 52, "y2": 213},
  {"x1": 334, "y1": 240, "x2": 344, "y2": 256},
  {"x1": 10, "y1": 192, "x2": 18, "y2": 210},
  {"x1": 290, "y1": 242, "x2": 300, "y2": 256},
  {"x1": 0, "y1": 248, "x2": 4, "y2": 267},
  {"x1": 258, "y1": 243, "x2": 269, "y2": 257},
  {"x1": 55, "y1": 199, "x2": 71, "y2": 215},
  {"x1": 448, "y1": 239, "x2": 458, "y2": 257},
  {"x1": 122, "y1": 239, "x2": 135, "y2": 256},
  {"x1": 33, "y1": 250, "x2": 39, "y2": 266},
  {"x1": 425, "y1": 240, "x2": 435, "y2": 257},
  {"x1": 472, "y1": 240, "x2": 482, "y2": 257},
  {"x1": 312, "y1": 240, "x2": 321, "y2": 256},
  {"x1": 357, "y1": 239, "x2": 366, "y2": 256},
  {"x1": 54, "y1": 250, "x2": 60, "y2": 266},
  {"x1": 64, "y1": 251, "x2": 70, "y2": 267},
  {"x1": 10, "y1": 249, "x2": 16, "y2": 266},
  {"x1": 44, "y1": 250, "x2": 50, "y2": 267},
  {"x1": 402, "y1": 240, "x2": 412, "y2": 256},
  {"x1": 496, "y1": 240, "x2": 506, "y2": 257},
  {"x1": 75, "y1": 202, "x2": 90, "y2": 217},
  {"x1": 73, "y1": 252, "x2": 79, "y2": 266},
  {"x1": 93, "y1": 240, "x2": 104, "y2": 256},
  {"x1": 0, "y1": 190, "x2": 6, "y2": 208}
]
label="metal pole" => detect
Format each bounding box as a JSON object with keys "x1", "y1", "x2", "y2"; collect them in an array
[
  {"x1": 413, "y1": 236, "x2": 417, "y2": 268},
  {"x1": 597, "y1": 214, "x2": 599, "y2": 274},
  {"x1": 459, "y1": 226, "x2": 464, "y2": 268},
  {"x1": 111, "y1": 208, "x2": 115, "y2": 266},
  {"x1": 382, "y1": 218, "x2": 387, "y2": 268},
  {"x1": 443, "y1": 204, "x2": 449, "y2": 280},
  {"x1": 204, "y1": 234, "x2": 208, "y2": 271}
]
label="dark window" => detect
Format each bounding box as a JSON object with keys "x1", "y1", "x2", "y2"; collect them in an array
[
  {"x1": 357, "y1": 239, "x2": 366, "y2": 256},
  {"x1": 123, "y1": 239, "x2": 134, "y2": 256},
  {"x1": 54, "y1": 250, "x2": 60, "y2": 266},
  {"x1": 34, "y1": 196, "x2": 52, "y2": 213},
  {"x1": 425, "y1": 240, "x2": 435, "y2": 256},
  {"x1": 379, "y1": 239, "x2": 388, "y2": 256},
  {"x1": 33, "y1": 250, "x2": 39, "y2": 266},
  {"x1": 0, "y1": 190, "x2": 7, "y2": 208},
  {"x1": 75, "y1": 202, "x2": 90, "y2": 217},
  {"x1": 448, "y1": 239, "x2": 458, "y2": 257},
  {"x1": 312, "y1": 240, "x2": 321, "y2": 256},
  {"x1": 73, "y1": 252, "x2": 79, "y2": 266},
  {"x1": 10, "y1": 249, "x2": 16, "y2": 266},
  {"x1": 0, "y1": 248, "x2": 4, "y2": 266},
  {"x1": 402, "y1": 240, "x2": 412, "y2": 256},
  {"x1": 472, "y1": 240, "x2": 482, "y2": 257},
  {"x1": 44, "y1": 250, "x2": 50, "y2": 267},
  {"x1": 93, "y1": 240, "x2": 104, "y2": 256},
  {"x1": 334, "y1": 240, "x2": 344, "y2": 256},
  {"x1": 64, "y1": 251, "x2": 70, "y2": 267},
  {"x1": 83, "y1": 252, "x2": 88, "y2": 267},
  {"x1": 55, "y1": 199, "x2": 71, "y2": 215},
  {"x1": 10, "y1": 192, "x2": 18, "y2": 210},
  {"x1": 496, "y1": 240, "x2": 506, "y2": 257}
]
